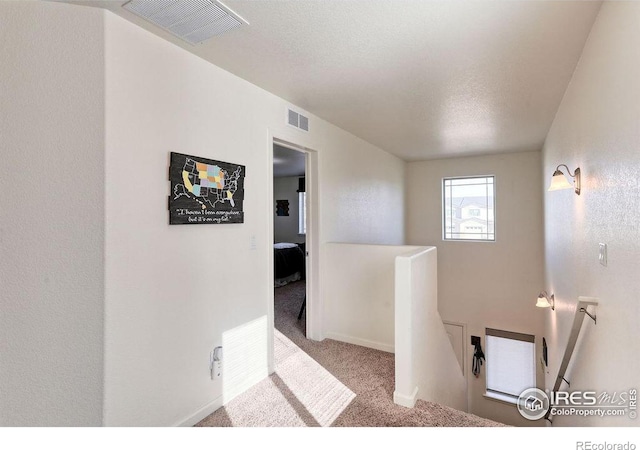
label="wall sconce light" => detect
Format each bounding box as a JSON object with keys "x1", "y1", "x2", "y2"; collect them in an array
[
  {"x1": 548, "y1": 164, "x2": 580, "y2": 195},
  {"x1": 536, "y1": 291, "x2": 555, "y2": 310}
]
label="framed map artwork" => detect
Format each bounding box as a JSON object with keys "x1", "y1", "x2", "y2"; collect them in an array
[{"x1": 169, "y1": 152, "x2": 245, "y2": 225}]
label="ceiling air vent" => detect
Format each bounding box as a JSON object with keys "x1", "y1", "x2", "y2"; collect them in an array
[
  {"x1": 123, "y1": 0, "x2": 249, "y2": 45},
  {"x1": 287, "y1": 108, "x2": 310, "y2": 132}
]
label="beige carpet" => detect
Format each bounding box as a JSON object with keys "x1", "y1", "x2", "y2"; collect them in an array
[
  {"x1": 201, "y1": 330, "x2": 355, "y2": 427},
  {"x1": 196, "y1": 281, "x2": 505, "y2": 427}
]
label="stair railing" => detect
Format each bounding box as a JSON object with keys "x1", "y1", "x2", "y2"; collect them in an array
[{"x1": 545, "y1": 296, "x2": 598, "y2": 424}]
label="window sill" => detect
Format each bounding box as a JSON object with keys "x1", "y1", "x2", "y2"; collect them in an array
[
  {"x1": 442, "y1": 239, "x2": 496, "y2": 243},
  {"x1": 483, "y1": 392, "x2": 518, "y2": 407}
]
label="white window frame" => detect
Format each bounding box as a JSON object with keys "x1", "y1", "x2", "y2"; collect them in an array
[
  {"x1": 442, "y1": 175, "x2": 496, "y2": 242},
  {"x1": 298, "y1": 191, "x2": 306, "y2": 235}
]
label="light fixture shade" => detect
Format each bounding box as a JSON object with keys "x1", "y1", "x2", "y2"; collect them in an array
[
  {"x1": 548, "y1": 170, "x2": 573, "y2": 191},
  {"x1": 536, "y1": 292, "x2": 555, "y2": 310},
  {"x1": 536, "y1": 295, "x2": 552, "y2": 308}
]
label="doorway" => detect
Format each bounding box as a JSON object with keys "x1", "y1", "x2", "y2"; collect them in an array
[
  {"x1": 272, "y1": 143, "x2": 307, "y2": 343},
  {"x1": 267, "y1": 137, "x2": 319, "y2": 374}
]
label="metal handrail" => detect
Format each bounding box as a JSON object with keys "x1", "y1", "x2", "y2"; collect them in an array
[{"x1": 545, "y1": 296, "x2": 598, "y2": 424}]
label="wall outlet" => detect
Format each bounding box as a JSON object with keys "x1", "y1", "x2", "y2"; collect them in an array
[
  {"x1": 210, "y1": 346, "x2": 223, "y2": 380},
  {"x1": 213, "y1": 360, "x2": 222, "y2": 379},
  {"x1": 599, "y1": 243, "x2": 607, "y2": 266}
]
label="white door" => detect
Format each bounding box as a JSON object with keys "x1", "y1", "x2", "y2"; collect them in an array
[{"x1": 443, "y1": 322, "x2": 465, "y2": 376}]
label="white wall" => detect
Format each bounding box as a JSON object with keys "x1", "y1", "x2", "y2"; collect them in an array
[
  {"x1": 0, "y1": 1, "x2": 405, "y2": 427},
  {"x1": 103, "y1": 9, "x2": 405, "y2": 426},
  {"x1": 542, "y1": 1, "x2": 640, "y2": 427},
  {"x1": 0, "y1": 2, "x2": 105, "y2": 426},
  {"x1": 314, "y1": 135, "x2": 404, "y2": 247},
  {"x1": 394, "y1": 247, "x2": 466, "y2": 411},
  {"x1": 324, "y1": 243, "x2": 420, "y2": 352},
  {"x1": 406, "y1": 151, "x2": 544, "y2": 426},
  {"x1": 273, "y1": 177, "x2": 304, "y2": 244}
]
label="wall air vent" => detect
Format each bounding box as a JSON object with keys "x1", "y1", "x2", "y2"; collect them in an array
[
  {"x1": 287, "y1": 108, "x2": 310, "y2": 132},
  {"x1": 123, "y1": 0, "x2": 249, "y2": 45}
]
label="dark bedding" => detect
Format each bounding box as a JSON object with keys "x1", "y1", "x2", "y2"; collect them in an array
[{"x1": 274, "y1": 245, "x2": 305, "y2": 280}]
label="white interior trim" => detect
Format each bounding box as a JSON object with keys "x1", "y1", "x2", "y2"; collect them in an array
[
  {"x1": 324, "y1": 331, "x2": 394, "y2": 354},
  {"x1": 393, "y1": 387, "x2": 419, "y2": 408},
  {"x1": 483, "y1": 391, "x2": 518, "y2": 406},
  {"x1": 267, "y1": 130, "x2": 322, "y2": 374},
  {"x1": 172, "y1": 396, "x2": 223, "y2": 427}
]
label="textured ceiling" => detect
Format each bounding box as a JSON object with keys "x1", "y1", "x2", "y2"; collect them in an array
[{"x1": 63, "y1": 0, "x2": 602, "y2": 161}]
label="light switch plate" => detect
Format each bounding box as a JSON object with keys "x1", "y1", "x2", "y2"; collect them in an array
[{"x1": 599, "y1": 243, "x2": 607, "y2": 266}]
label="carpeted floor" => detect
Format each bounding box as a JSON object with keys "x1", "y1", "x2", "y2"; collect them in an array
[{"x1": 196, "y1": 280, "x2": 505, "y2": 427}]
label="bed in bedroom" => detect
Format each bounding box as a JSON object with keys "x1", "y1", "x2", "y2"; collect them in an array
[{"x1": 274, "y1": 242, "x2": 305, "y2": 287}]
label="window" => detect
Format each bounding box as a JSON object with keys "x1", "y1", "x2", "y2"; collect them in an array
[
  {"x1": 298, "y1": 192, "x2": 306, "y2": 235},
  {"x1": 443, "y1": 176, "x2": 495, "y2": 241},
  {"x1": 485, "y1": 328, "x2": 536, "y2": 403}
]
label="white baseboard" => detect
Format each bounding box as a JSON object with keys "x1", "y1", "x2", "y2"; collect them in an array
[
  {"x1": 324, "y1": 331, "x2": 394, "y2": 353},
  {"x1": 173, "y1": 396, "x2": 223, "y2": 427},
  {"x1": 393, "y1": 387, "x2": 419, "y2": 408}
]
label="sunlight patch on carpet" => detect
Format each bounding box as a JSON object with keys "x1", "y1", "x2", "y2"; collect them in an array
[
  {"x1": 223, "y1": 375, "x2": 309, "y2": 427},
  {"x1": 273, "y1": 330, "x2": 355, "y2": 426},
  {"x1": 222, "y1": 329, "x2": 355, "y2": 427}
]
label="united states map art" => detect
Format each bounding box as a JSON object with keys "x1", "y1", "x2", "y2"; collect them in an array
[{"x1": 169, "y1": 152, "x2": 245, "y2": 225}]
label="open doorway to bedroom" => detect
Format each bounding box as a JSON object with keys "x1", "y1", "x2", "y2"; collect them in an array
[{"x1": 272, "y1": 143, "x2": 308, "y2": 343}]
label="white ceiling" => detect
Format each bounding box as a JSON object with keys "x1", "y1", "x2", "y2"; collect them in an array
[
  {"x1": 273, "y1": 144, "x2": 305, "y2": 178},
  {"x1": 63, "y1": 0, "x2": 602, "y2": 161}
]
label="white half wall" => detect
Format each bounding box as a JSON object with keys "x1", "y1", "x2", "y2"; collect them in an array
[
  {"x1": 394, "y1": 247, "x2": 466, "y2": 411},
  {"x1": 405, "y1": 151, "x2": 545, "y2": 426},
  {"x1": 542, "y1": 1, "x2": 640, "y2": 427},
  {"x1": 273, "y1": 176, "x2": 304, "y2": 244},
  {"x1": 324, "y1": 243, "x2": 419, "y2": 352},
  {"x1": 0, "y1": 2, "x2": 105, "y2": 426},
  {"x1": 324, "y1": 243, "x2": 416, "y2": 352}
]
